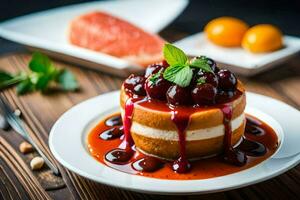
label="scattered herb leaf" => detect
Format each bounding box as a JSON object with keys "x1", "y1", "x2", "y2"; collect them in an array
[
  {"x1": 16, "y1": 78, "x2": 34, "y2": 95},
  {"x1": 0, "y1": 52, "x2": 79, "y2": 95},
  {"x1": 29, "y1": 52, "x2": 52, "y2": 73},
  {"x1": 0, "y1": 71, "x2": 13, "y2": 82},
  {"x1": 57, "y1": 69, "x2": 78, "y2": 91}
]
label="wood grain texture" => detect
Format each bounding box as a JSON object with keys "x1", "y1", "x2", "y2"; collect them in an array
[
  {"x1": 0, "y1": 136, "x2": 51, "y2": 200},
  {"x1": 0, "y1": 50, "x2": 299, "y2": 200}
]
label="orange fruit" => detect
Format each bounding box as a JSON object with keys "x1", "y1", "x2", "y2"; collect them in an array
[
  {"x1": 204, "y1": 17, "x2": 249, "y2": 47},
  {"x1": 242, "y1": 24, "x2": 283, "y2": 53}
]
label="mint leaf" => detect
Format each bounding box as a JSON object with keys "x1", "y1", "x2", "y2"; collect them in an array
[
  {"x1": 29, "y1": 52, "x2": 52, "y2": 73},
  {"x1": 0, "y1": 72, "x2": 27, "y2": 90},
  {"x1": 35, "y1": 75, "x2": 52, "y2": 91},
  {"x1": 57, "y1": 70, "x2": 78, "y2": 91},
  {"x1": 163, "y1": 43, "x2": 188, "y2": 66},
  {"x1": 0, "y1": 71, "x2": 13, "y2": 82},
  {"x1": 197, "y1": 77, "x2": 206, "y2": 85},
  {"x1": 190, "y1": 57, "x2": 213, "y2": 73},
  {"x1": 0, "y1": 52, "x2": 79, "y2": 95},
  {"x1": 16, "y1": 78, "x2": 34, "y2": 95},
  {"x1": 163, "y1": 65, "x2": 193, "y2": 87}
]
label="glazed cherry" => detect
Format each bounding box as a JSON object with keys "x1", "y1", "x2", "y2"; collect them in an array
[
  {"x1": 196, "y1": 71, "x2": 219, "y2": 87},
  {"x1": 215, "y1": 89, "x2": 235, "y2": 103},
  {"x1": 123, "y1": 74, "x2": 146, "y2": 96},
  {"x1": 161, "y1": 60, "x2": 169, "y2": 68},
  {"x1": 191, "y1": 83, "x2": 217, "y2": 105},
  {"x1": 144, "y1": 64, "x2": 164, "y2": 78},
  {"x1": 217, "y1": 69, "x2": 237, "y2": 91},
  {"x1": 144, "y1": 75, "x2": 171, "y2": 100},
  {"x1": 166, "y1": 85, "x2": 191, "y2": 106}
]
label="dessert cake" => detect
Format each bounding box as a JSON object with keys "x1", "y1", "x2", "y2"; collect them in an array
[{"x1": 119, "y1": 43, "x2": 247, "y2": 172}]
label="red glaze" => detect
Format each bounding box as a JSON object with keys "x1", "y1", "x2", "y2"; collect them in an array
[
  {"x1": 123, "y1": 98, "x2": 135, "y2": 149},
  {"x1": 87, "y1": 113, "x2": 278, "y2": 180},
  {"x1": 221, "y1": 104, "x2": 247, "y2": 166},
  {"x1": 171, "y1": 110, "x2": 191, "y2": 173}
]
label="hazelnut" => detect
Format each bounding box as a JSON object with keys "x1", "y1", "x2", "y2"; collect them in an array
[
  {"x1": 30, "y1": 156, "x2": 44, "y2": 170},
  {"x1": 19, "y1": 141, "x2": 33, "y2": 154}
]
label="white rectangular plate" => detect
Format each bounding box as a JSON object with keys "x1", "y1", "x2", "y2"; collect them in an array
[
  {"x1": 0, "y1": 0, "x2": 188, "y2": 77},
  {"x1": 174, "y1": 32, "x2": 300, "y2": 76}
]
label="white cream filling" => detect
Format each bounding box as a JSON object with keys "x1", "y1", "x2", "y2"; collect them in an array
[{"x1": 131, "y1": 113, "x2": 245, "y2": 141}]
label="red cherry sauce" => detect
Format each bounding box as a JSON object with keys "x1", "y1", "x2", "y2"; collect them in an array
[
  {"x1": 105, "y1": 97, "x2": 136, "y2": 164},
  {"x1": 221, "y1": 104, "x2": 247, "y2": 166},
  {"x1": 90, "y1": 87, "x2": 278, "y2": 178},
  {"x1": 88, "y1": 112, "x2": 278, "y2": 180},
  {"x1": 171, "y1": 110, "x2": 191, "y2": 173}
]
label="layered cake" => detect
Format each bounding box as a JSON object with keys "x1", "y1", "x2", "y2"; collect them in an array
[
  {"x1": 118, "y1": 44, "x2": 247, "y2": 172},
  {"x1": 120, "y1": 82, "x2": 245, "y2": 160}
]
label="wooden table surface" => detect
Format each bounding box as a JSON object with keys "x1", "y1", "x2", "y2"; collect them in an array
[{"x1": 0, "y1": 30, "x2": 300, "y2": 200}]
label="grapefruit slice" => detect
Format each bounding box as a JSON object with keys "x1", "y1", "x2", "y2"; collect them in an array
[{"x1": 69, "y1": 11, "x2": 166, "y2": 66}]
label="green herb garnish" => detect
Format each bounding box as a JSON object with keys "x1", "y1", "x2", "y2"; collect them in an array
[
  {"x1": 190, "y1": 56, "x2": 213, "y2": 73},
  {"x1": 163, "y1": 64, "x2": 193, "y2": 87},
  {"x1": 163, "y1": 43, "x2": 213, "y2": 87},
  {"x1": 163, "y1": 43, "x2": 188, "y2": 66},
  {"x1": 0, "y1": 52, "x2": 79, "y2": 95},
  {"x1": 149, "y1": 68, "x2": 163, "y2": 84},
  {"x1": 197, "y1": 77, "x2": 206, "y2": 85}
]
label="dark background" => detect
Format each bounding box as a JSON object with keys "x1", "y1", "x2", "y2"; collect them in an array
[{"x1": 0, "y1": 0, "x2": 300, "y2": 54}]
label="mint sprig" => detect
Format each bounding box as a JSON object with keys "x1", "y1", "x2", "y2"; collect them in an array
[
  {"x1": 163, "y1": 65, "x2": 193, "y2": 87},
  {"x1": 190, "y1": 56, "x2": 213, "y2": 73},
  {"x1": 163, "y1": 43, "x2": 188, "y2": 66},
  {"x1": 0, "y1": 52, "x2": 79, "y2": 95},
  {"x1": 163, "y1": 43, "x2": 213, "y2": 87}
]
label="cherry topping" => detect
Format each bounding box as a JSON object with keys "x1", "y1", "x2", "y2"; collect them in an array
[
  {"x1": 197, "y1": 71, "x2": 219, "y2": 87},
  {"x1": 99, "y1": 126, "x2": 123, "y2": 140},
  {"x1": 132, "y1": 157, "x2": 164, "y2": 172},
  {"x1": 161, "y1": 60, "x2": 169, "y2": 68},
  {"x1": 191, "y1": 83, "x2": 217, "y2": 105},
  {"x1": 215, "y1": 89, "x2": 235, "y2": 103},
  {"x1": 105, "y1": 115, "x2": 122, "y2": 126},
  {"x1": 217, "y1": 69, "x2": 237, "y2": 91},
  {"x1": 145, "y1": 75, "x2": 171, "y2": 100},
  {"x1": 144, "y1": 64, "x2": 164, "y2": 78},
  {"x1": 166, "y1": 85, "x2": 191, "y2": 106},
  {"x1": 123, "y1": 74, "x2": 146, "y2": 96},
  {"x1": 105, "y1": 148, "x2": 133, "y2": 164}
]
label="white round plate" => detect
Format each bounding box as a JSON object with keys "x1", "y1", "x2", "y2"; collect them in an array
[{"x1": 49, "y1": 91, "x2": 300, "y2": 195}]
